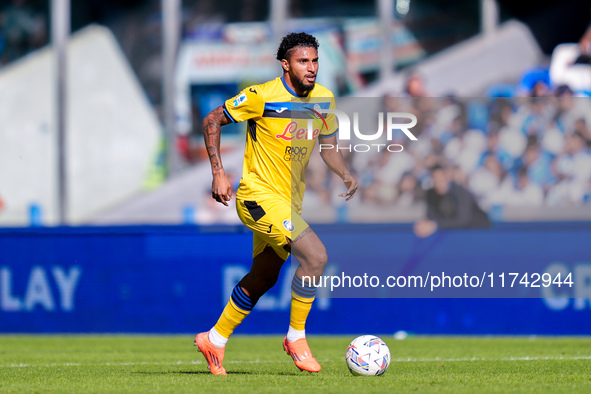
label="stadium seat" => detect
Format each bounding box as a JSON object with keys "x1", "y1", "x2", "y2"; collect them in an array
[
  {"x1": 485, "y1": 83, "x2": 516, "y2": 98},
  {"x1": 467, "y1": 101, "x2": 489, "y2": 132},
  {"x1": 519, "y1": 67, "x2": 550, "y2": 92}
]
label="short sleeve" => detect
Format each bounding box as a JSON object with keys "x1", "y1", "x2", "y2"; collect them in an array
[
  {"x1": 319, "y1": 95, "x2": 338, "y2": 138},
  {"x1": 223, "y1": 86, "x2": 264, "y2": 123}
]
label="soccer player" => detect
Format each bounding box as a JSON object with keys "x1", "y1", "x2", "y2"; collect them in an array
[{"x1": 195, "y1": 32, "x2": 357, "y2": 375}]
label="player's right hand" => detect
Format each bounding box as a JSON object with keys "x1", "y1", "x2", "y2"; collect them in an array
[{"x1": 211, "y1": 173, "x2": 233, "y2": 206}]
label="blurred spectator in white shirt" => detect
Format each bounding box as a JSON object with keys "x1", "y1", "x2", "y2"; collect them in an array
[
  {"x1": 545, "y1": 131, "x2": 591, "y2": 205},
  {"x1": 507, "y1": 167, "x2": 544, "y2": 206},
  {"x1": 374, "y1": 143, "x2": 416, "y2": 190},
  {"x1": 444, "y1": 129, "x2": 487, "y2": 176},
  {"x1": 394, "y1": 172, "x2": 423, "y2": 208},
  {"x1": 513, "y1": 136, "x2": 555, "y2": 191},
  {"x1": 554, "y1": 132, "x2": 591, "y2": 183},
  {"x1": 573, "y1": 118, "x2": 591, "y2": 148},
  {"x1": 469, "y1": 154, "x2": 508, "y2": 208}
]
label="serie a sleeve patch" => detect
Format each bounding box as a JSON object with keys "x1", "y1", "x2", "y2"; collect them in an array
[{"x1": 232, "y1": 92, "x2": 248, "y2": 107}]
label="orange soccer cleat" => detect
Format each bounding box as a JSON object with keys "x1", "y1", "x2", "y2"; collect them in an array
[
  {"x1": 283, "y1": 337, "x2": 322, "y2": 373},
  {"x1": 194, "y1": 332, "x2": 227, "y2": 375}
]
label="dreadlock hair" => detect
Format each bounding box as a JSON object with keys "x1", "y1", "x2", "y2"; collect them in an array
[{"x1": 276, "y1": 32, "x2": 319, "y2": 61}]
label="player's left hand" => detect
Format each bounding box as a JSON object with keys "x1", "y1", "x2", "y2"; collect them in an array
[{"x1": 338, "y1": 173, "x2": 358, "y2": 201}]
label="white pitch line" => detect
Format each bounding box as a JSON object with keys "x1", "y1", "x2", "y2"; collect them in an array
[
  {"x1": 390, "y1": 355, "x2": 591, "y2": 362},
  {"x1": 0, "y1": 360, "x2": 275, "y2": 368},
  {"x1": 1, "y1": 355, "x2": 590, "y2": 369}
]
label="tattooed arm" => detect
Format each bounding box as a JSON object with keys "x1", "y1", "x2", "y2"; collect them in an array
[{"x1": 203, "y1": 106, "x2": 233, "y2": 206}]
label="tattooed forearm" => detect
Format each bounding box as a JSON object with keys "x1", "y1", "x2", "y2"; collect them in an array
[{"x1": 203, "y1": 106, "x2": 232, "y2": 175}]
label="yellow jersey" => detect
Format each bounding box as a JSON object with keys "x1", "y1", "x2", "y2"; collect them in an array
[{"x1": 223, "y1": 76, "x2": 338, "y2": 212}]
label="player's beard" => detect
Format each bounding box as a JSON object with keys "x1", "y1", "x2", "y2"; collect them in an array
[{"x1": 292, "y1": 74, "x2": 315, "y2": 94}]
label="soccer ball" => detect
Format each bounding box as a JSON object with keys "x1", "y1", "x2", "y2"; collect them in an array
[{"x1": 345, "y1": 335, "x2": 390, "y2": 376}]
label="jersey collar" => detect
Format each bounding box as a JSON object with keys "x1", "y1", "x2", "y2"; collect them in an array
[{"x1": 281, "y1": 75, "x2": 310, "y2": 98}]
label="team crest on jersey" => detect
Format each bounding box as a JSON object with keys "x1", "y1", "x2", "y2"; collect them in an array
[
  {"x1": 283, "y1": 220, "x2": 295, "y2": 231},
  {"x1": 233, "y1": 92, "x2": 248, "y2": 107}
]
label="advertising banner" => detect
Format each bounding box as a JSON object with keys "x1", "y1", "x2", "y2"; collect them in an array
[{"x1": 0, "y1": 225, "x2": 590, "y2": 334}]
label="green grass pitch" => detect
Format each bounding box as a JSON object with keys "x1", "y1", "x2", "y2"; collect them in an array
[{"x1": 1, "y1": 335, "x2": 590, "y2": 393}]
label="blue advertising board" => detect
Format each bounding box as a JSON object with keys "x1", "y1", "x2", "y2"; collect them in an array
[{"x1": 0, "y1": 223, "x2": 590, "y2": 334}]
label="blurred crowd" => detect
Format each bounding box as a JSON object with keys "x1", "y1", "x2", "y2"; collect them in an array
[
  {"x1": 307, "y1": 74, "x2": 591, "y2": 211},
  {"x1": 2, "y1": 0, "x2": 590, "y2": 218}
]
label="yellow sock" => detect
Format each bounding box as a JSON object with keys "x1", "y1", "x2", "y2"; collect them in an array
[
  {"x1": 290, "y1": 294, "x2": 314, "y2": 331},
  {"x1": 213, "y1": 299, "x2": 250, "y2": 338}
]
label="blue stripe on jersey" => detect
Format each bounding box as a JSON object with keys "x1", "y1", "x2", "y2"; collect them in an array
[
  {"x1": 231, "y1": 285, "x2": 253, "y2": 311},
  {"x1": 281, "y1": 75, "x2": 309, "y2": 97},
  {"x1": 263, "y1": 102, "x2": 331, "y2": 112},
  {"x1": 222, "y1": 104, "x2": 237, "y2": 123},
  {"x1": 264, "y1": 102, "x2": 292, "y2": 112},
  {"x1": 319, "y1": 130, "x2": 338, "y2": 139}
]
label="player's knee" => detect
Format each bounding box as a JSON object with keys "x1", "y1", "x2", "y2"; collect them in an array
[
  {"x1": 262, "y1": 270, "x2": 280, "y2": 289},
  {"x1": 238, "y1": 278, "x2": 263, "y2": 306},
  {"x1": 314, "y1": 243, "x2": 328, "y2": 266},
  {"x1": 302, "y1": 250, "x2": 328, "y2": 277},
  {"x1": 316, "y1": 250, "x2": 328, "y2": 268},
  {"x1": 315, "y1": 253, "x2": 328, "y2": 274},
  {"x1": 240, "y1": 271, "x2": 280, "y2": 303}
]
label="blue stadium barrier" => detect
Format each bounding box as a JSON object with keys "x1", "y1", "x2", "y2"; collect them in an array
[{"x1": 0, "y1": 223, "x2": 590, "y2": 335}]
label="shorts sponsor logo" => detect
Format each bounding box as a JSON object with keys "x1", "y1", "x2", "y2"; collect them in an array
[
  {"x1": 232, "y1": 93, "x2": 248, "y2": 107},
  {"x1": 283, "y1": 220, "x2": 295, "y2": 231},
  {"x1": 283, "y1": 146, "x2": 308, "y2": 162}
]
